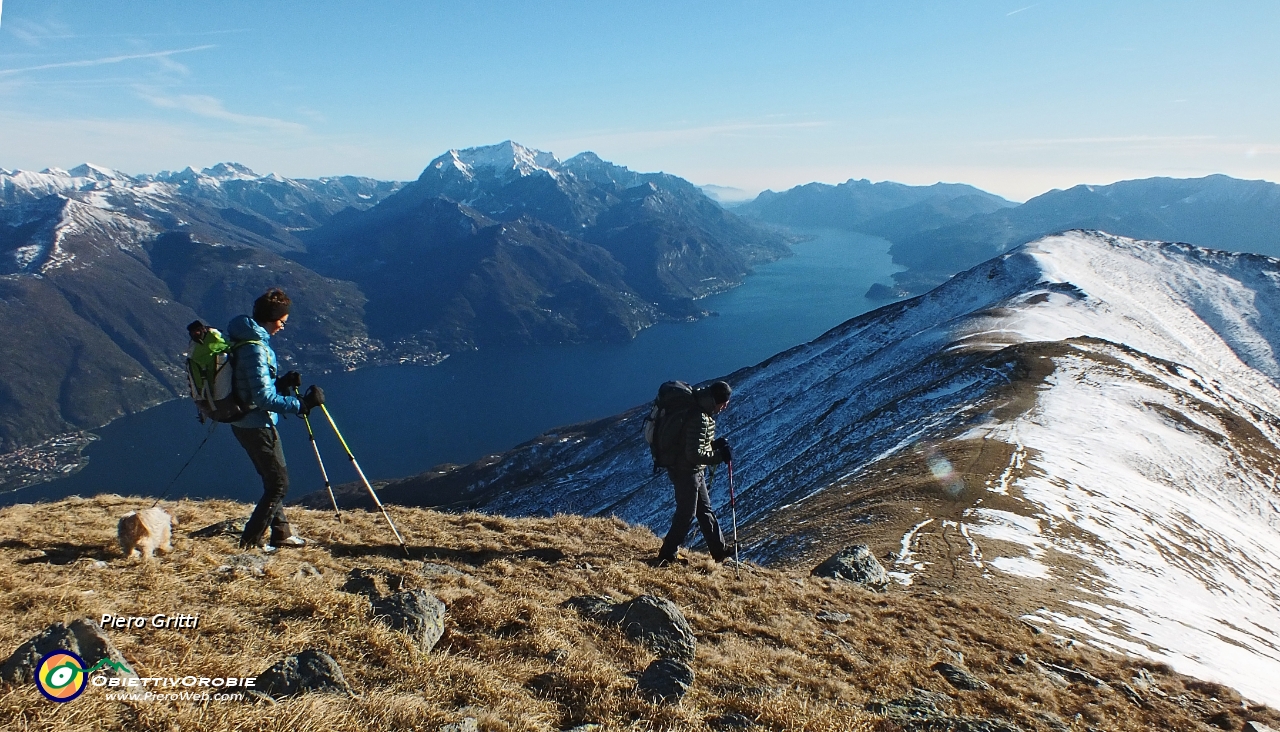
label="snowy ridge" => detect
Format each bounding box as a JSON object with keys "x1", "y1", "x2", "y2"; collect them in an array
[
  {"x1": 424, "y1": 230, "x2": 1280, "y2": 706},
  {"x1": 428, "y1": 141, "x2": 561, "y2": 182}
]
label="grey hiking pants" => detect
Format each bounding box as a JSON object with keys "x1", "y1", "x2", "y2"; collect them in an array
[
  {"x1": 232, "y1": 425, "x2": 295, "y2": 547},
  {"x1": 659, "y1": 467, "x2": 729, "y2": 560}
]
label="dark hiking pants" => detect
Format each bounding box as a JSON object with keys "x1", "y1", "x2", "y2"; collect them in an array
[
  {"x1": 659, "y1": 467, "x2": 728, "y2": 560},
  {"x1": 233, "y1": 425, "x2": 295, "y2": 547}
]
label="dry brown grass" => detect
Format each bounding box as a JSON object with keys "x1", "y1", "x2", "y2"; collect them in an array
[{"x1": 0, "y1": 495, "x2": 1275, "y2": 731}]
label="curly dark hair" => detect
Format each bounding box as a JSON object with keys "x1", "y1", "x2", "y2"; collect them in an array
[{"x1": 252, "y1": 288, "x2": 292, "y2": 325}]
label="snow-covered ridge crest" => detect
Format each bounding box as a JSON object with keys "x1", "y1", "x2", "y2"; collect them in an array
[{"x1": 403, "y1": 230, "x2": 1280, "y2": 706}]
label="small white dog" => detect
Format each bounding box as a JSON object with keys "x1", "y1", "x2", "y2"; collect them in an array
[{"x1": 118, "y1": 507, "x2": 177, "y2": 559}]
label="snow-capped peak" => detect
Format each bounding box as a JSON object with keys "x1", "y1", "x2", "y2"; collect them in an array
[
  {"x1": 201, "y1": 162, "x2": 259, "y2": 181},
  {"x1": 428, "y1": 141, "x2": 561, "y2": 181},
  {"x1": 67, "y1": 163, "x2": 127, "y2": 182}
]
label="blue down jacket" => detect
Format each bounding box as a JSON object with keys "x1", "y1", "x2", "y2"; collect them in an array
[{"x1": 226, "y1": 315, "x2": 303, "y2": 429}]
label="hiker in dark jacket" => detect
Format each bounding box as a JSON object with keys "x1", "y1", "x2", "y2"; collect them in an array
[
  {"x1": 229, "y1": 288, "x2": 325, "y2": 550},
  {"x1": 657, "y1": 380, "x2": 734, "y2": 565}
]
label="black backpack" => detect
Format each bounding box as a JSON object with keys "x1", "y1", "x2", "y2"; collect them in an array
[{"x1": 643, "y1": 381, "x2": 697, "y2": 472}]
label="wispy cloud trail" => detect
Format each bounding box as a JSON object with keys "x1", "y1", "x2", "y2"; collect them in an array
[
  {"x1": 0, "y1": 45, "x2": 215, "y2": 76},
  {"x1": 1006, "y1": 4, "x2": 1040, "y2": 16}
]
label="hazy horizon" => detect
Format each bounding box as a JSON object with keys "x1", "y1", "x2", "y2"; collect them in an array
[{"x1": 2, "y1": 1, "x2": 1277, "y2": 201}]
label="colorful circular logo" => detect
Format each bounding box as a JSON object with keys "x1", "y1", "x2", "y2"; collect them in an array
[{"x1": 35, "y1": 650, "x2": 88, "y2": 702}]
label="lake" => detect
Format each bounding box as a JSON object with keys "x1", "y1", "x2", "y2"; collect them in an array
[{"x1": 14, "y1": 229, "x2": 901, "y2": 506}]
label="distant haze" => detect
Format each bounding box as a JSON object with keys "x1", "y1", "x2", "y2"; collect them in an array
[{"x1": 0, "y1": 2, "x2": 1277, "y2": 200}]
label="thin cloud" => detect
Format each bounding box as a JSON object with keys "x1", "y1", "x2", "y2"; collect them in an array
[
  {"x1": 137, "y1": 90, "x2": 307, "y2": 134},
  {"x1": 0, "y1": 45, "x2": 215, "y2": 76},
  {"x1": 1007, "y1": 4, "x2": 1040, "y2": 16}
]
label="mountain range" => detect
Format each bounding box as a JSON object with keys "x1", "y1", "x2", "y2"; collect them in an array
[
  {"x1": 318, "y1": 231, "x2": 1280, "y2": 708},
  {"x1": 742, "y1": 173, "x2": 1280, "y2": 297},
  {"x1": 0, "y1": 143, "x2": 789, "y2": 452}
]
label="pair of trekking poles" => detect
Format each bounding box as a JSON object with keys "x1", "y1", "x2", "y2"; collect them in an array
[
  {"x1": 153, "y1": 391, "x2": 410, "y2": 558},
  {"x1": 294, "y1": 388, "x2": 410, "y2": 558}
]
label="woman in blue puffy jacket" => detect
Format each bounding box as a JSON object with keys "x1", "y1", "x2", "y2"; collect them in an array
[{"x1": 227, "y1": 288, "x2": 324, "y2": 550}]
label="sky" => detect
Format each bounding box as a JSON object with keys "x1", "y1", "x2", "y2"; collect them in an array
[{"x1": 0, "y1": 1, "x2": 1277, "y2": 201}]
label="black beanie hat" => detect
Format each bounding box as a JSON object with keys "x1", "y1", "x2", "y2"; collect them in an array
[
  {"x1": 252, "y1": 288, "x2": 291, "y2": 324},
  {"x1": 709, "y1": 380, "x2": 732, "y2": 404}
]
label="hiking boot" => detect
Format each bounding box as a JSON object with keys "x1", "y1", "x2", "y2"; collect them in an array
[
  {"x1": 651, "y1": 553, "x2": 688, "y2": 568},
  {"x1": 269, "y1": 535, "x2": 307, "y2": 549},
  {"x1": 713, "y1": 543, "x2": 737, "y2": 563}
]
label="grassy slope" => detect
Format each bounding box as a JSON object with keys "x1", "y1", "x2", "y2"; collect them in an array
[{"x1": 1, "y1": 496, "x2": 1275, "y2": 732}]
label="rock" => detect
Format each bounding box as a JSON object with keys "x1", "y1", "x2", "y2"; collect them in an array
[
  {"x1": 291, "y1": 563, "x2": 322, "y2": 580},
  {"x1": 1038, "y1": 661, "x2": 1107, "y2": 687},
  {"x1": 1010, "y1": 653, "x2": 1029, "y2": 666},
  {"x1": 217, "y1": 553, "x2": 268, "y2": 576},
  {"x1": 866, "y1": 689, "x2": 955, "y2": 717},
  {"x1": 564, "y1": 726, "x2": 603, "y2": 732},
  {"x1": 811, "y1": 545, "x2": 890, "y2": 590},
  {"x1": 706, "y1": 711, "x2": 759, "y2": 729},
  {"x1": 371, "y1": 589, "x2": 446, "y2": 652},
  {"x1": 421, "y1": 562, "x2": 467, "y2": 578},
  {"x1": 1034, "y1": 712, "x2": 1071, "y2": 732},
  {"x1": 1, "y1": 618, "x2": 138, "y2": 685},
  {"x1": 637, "y1": 657, "x2": 694, "y2": 703},
  {"x1": 257, "y1": 649, "x2": 352, "y2": 698},
  {"x1": 605, "y1": 596, "x2": 696, "y2": 661},
  {"x1": 1245, "y1": 722, "x2": 1278, "y2": 732},
  {"x1": 438, "y1": 718, "x2": 478, "y2": 732},
  {"x1": 816, "y1": 610, "x2": 851, "y2": 624},
  {"x1": 869, "y1": 690, "x2": 1022, "y2": 732},
  {"x1": 933, "y1": 661, "x2": 992, "y2": 691},
  {"x1": 563, "y1": 595, "x2": 616, "y2": 623},
  {"x1": 191, "y1": 518, "x2": 247, "y2": 538}
]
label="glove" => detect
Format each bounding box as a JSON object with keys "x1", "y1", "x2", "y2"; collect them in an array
[
  {"x1": 275, "y1": 370, "x2": 302, "y2": 392},
  {"x1": 713, "y1": 437, "x2": 733, "y2": 465},
  {"x1": 300, "y1": 385, "x2": 325, "y2": 414}
]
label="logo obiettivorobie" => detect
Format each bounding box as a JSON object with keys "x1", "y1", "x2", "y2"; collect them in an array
[{"x1": 34, "y1": 650, "x2": 132, "y2": 702}]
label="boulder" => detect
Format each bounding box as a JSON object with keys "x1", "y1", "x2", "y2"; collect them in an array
[
  {"x1": 811, "y1": 545, "x2": 890, "y2": 590},
  {"x1": 438, "y1": 718, "x2": 478, "y2": 732},
  {"x1": 371, "y1": 589, "x2": 446, "y2": 652},
  {"x1": 605, "y1": 596, "x2": 696, "y2": 661},
  {"x1": 637, "y1": 657, "x2": 694, "y2": 703},
  {"x1": 933, "y1": 661, "x2": 992, "y2": 692},
  {"x1": 1, "y1": 619, "x2": 137, "y2": 685},
  {"x1": 257, "y1": 649, "x2": 352, "y2": 698}
]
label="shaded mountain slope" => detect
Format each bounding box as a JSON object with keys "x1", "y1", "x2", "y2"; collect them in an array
[{"x1": 301, "y1": 142, "x2": 791, "y2": 350}]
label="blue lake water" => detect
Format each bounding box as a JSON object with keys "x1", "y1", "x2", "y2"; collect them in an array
[{"x1": 15, "y1": 229, "x2": 900, "y2": 506}]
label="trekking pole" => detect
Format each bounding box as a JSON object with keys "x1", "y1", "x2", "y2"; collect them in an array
[
  {"x1": 728, "y1": 459, "x2": 740, "y2": 580},
  {"x1": 152, "y1": 421, "x2": 218, "y2": 508},
  {"x1": 294, "y1": 387, "x2": 341, "y2": 522},
  {"x1": 318, "y1": 404, "x2": 410, "y2": 558}
]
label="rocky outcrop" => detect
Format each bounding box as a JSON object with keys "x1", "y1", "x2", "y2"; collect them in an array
[
  {"x1": 371, "y1": 589, "x2": 447, "y2": 652},
  {"x1": 257, "y1": 649, "x2": 352, "y2": 698},
  {"x1": 566, "y1": 594, "x2": 696, "y2": 662},
  {"x1": 1, "y1": 618, "x2": 137, "y2": 685},
  {"x1": 811, "y1": 545, "x2": 890, "y2": 590},
  {"x1": 637, "y1": 657, "x2": 694, "y2": 703}
]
